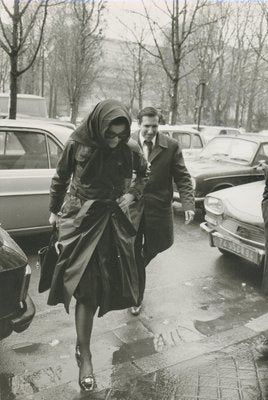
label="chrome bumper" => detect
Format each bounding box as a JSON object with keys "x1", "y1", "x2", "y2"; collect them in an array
[{"x1": 200, "y1": 222, "x2": 265, "y2": 267}]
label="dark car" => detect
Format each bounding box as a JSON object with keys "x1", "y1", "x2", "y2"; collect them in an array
[
  {"x1": 0, "y1": 225, "x2": 35, "y2": 339},
  {"x1": 173, "y1": 135, "x2": 267, "y2": 205},
  {"x1": 200, "y1": 180, "x2": 264, "y2": 268}
]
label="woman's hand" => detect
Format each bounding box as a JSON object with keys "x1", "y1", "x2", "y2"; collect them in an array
[
  {"x1": 49, "y1": 212, "x2": 60, "y2": 228},
  {"x1": 117, "y1": 193, "x2": 135, "y2": 211}
]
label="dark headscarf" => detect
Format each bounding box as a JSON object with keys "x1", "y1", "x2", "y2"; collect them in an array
[{"x1": 71, "y1": 99, "x2": 132, "y2": 184}]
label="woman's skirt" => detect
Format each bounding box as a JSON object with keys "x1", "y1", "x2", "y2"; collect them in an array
[{"x1": 47, "y1": 195, "x2": 144, "y2": 316}]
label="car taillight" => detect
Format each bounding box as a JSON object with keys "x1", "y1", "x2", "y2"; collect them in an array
[{"x1": 19, "y1": 264, "x2": 31, "y2": 302}]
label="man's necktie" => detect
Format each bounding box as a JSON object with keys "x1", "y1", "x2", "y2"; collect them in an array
[{"x1": 144, "y1": 140, "x2": 153, "y2": 160}]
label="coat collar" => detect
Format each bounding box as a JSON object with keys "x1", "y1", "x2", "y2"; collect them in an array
[
  {"x1": 149, "y1": 133, "x2": 168, "y2": 162},
  {"x1": 132, "y1": 130, "x2": 168, "y2": 163}
]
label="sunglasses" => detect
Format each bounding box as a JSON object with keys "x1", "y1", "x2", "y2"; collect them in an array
[{"x1": 105, "y1": 130, "x2": 128, "y2": 140}]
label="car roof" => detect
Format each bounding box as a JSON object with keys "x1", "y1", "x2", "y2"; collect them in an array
[
  {"x1": 158, "y1": 125, "x2": 200, "y2": 134},
  {"x1": 0, "y1": 93, "x2": 45, "y2": 100},
  {"x1": 209, "y1": 133, "x2": 268, "y2": 143},
  {"x1": 0, "y1": 118, "x2": 72, "y2": 144}
]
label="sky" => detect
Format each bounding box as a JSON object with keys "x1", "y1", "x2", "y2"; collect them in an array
[{"x1": 105, "y1": 0, "x2": 169, "y2": 41}]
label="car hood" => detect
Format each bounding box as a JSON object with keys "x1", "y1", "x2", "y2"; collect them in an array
[
  {"x1": 209, "y1": 180, "x2": 264, "y2": 227},
  {"x1": 186, "y1": 158, "x2": 251, "y2": 177}
]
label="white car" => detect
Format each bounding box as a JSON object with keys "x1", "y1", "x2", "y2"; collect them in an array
[{"x1": 0, "y1": 119, "x2": 72, "y2": 235}]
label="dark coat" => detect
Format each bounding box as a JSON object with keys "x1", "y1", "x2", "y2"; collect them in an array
[
  {"x1": 47, "y1": 197, "x2": 140, "y2": 315},
  {"x1": 132, "y1": 131, "x2": 195, "y2": 258},
  {"x1": 47, "y1": 100, "x2": 147, "y2": 315}
]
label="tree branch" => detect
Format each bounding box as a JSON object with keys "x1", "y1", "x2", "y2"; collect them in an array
[
  {"x1": 0, "y1": 16, "x2": 12, "y2": 49},
  {"x1": 17, "y1": 0, "x2": 49, "y2": 76},
  {"x1": 0, "y1": 0, "x2": 13, "y2": 19}
]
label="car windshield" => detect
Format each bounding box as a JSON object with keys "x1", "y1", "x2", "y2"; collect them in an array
[{"x1": 199, "y1": 137, "x2": 258, "y2": 164}]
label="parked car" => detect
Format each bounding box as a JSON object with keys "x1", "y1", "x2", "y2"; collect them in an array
[
  {"x1": 200, "y1": 180, "x2": 265, "y2": 268},
  {"x1": 198, "y1": 125, "x2": 242, "y2": 143},
  {"x1": 158, "y1": 125, "x2": 205, "y2": 159},
  {"x1": 0, "y1": 225, "x2": 35, "y2": 339},
  {"x1": 173, "y1": 135, "x2": 267, "y2": 205},
  {"x1": 182, "y1": 124, "x2": 242, "y2": 144},
  {"x1": 0, "y1": 93, "x2": 48, "y2": 118},
  {"x1": 0, "y1": 119, "x2": 72, "y2": 235},
  {"x1": 131, "y1": 124, "x2": 205, "y2": 159},
  {"x1": 0, "y1": 93, "x2": 75, "y2": 130}
]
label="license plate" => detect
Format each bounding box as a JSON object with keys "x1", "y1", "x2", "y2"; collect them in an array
[{"x1": 213, "y1": 235, "x2": 259, "y2": 264}]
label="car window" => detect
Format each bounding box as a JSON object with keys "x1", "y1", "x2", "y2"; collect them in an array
[
  {"x1": 6, "y1": 132, "x2": 25, "y2": 155},
  {"x1": 172, "y1": 132, "x2": 191, "y2": 149},
  {"x1": 254, "y1": 144, "x2": 268, "y2": 164},
  {"x1": 228, "y1": 129, "x2": 239, "y2": 135},
  {"x1": 47, "y1": 136, "x2": 63, "y2": 168},
  {"x1": 200, "y1": 137, "x2": 258, "y2": 164},
  {"x1": 192, "y1": 134, "x2": 202, "y2": 149},
  {"x1": 0, "y1": 130, "x2": 48, "y2": 169}
]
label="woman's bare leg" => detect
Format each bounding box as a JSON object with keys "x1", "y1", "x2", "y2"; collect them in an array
[{"x1": 75, "y1": 301, "x2": 96, "y2": 380}]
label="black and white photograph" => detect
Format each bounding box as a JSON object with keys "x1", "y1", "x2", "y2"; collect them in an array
[{"x1": 1, "y1": 0, "x2": 268, "y2": 398}]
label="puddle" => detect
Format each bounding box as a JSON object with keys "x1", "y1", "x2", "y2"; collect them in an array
[
  {"x1": 112, "y1": 337, "x2": 156, "y2": 365},
  {"x1": 112, "y1": 324, "x2": 203, "y2": 365}
]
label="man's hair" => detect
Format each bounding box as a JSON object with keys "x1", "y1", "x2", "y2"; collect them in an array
[{"x1": 137, "y1": 107, "x2": 159, "y2": 124}]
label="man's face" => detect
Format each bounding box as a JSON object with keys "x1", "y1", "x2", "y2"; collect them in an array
[{"x1": 139, "y1": 115, "x2": 159, "y2": 141}]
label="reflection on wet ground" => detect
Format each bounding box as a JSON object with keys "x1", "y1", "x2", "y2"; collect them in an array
[{"x1": 2, "y1": 212, "x2": 268, "y2": 398}]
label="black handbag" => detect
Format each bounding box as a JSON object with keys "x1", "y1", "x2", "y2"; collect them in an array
[{"x1": 37, "y1": 227, "x2": 59, "y2": 293}]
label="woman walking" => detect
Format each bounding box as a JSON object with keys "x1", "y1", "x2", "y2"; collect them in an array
[{"x1": 47, "y1": 99, "x2": 146, "y2": 392}]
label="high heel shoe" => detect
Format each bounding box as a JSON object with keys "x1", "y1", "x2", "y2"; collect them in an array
[
  {"x1": 79, "y1": 375, "x2": 95, "y2": 392},
  {"x1": 75, "y1": 345, "x2": 95, "y2": 392}
]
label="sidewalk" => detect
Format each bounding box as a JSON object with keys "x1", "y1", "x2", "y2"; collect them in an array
[{"x1": 11, "y1": 313, "x2": 268, "y2": 400}]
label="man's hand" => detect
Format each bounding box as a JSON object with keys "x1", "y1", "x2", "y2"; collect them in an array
[
  {"x1": 117, "y1": 193, "x2": 135, "y2": 211},
  {"x1": 185, "y1": 210, "x2": 195, "y2": 225},
  {"x1": 49, "y1": 212, "x2": 60, "y2": 227}
]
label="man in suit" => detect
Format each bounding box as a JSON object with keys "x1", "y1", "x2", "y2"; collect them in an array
[{"x1": 131, "y1": 106, "x2": 195, "y2": 315}]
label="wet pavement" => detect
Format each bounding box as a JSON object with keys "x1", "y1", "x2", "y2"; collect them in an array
[{"x1": 1, "y1": 208, "x2": 268, "y2": 399}]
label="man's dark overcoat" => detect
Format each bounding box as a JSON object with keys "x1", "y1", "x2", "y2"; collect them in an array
[{"x1": 132, "y1": 130, "x2": 195, "y2": 260}]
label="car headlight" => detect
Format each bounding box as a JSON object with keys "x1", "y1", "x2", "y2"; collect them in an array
[
  {"x1": 191, "y1": 177, "x2": 196, "y2": 190},
  {"x1": 204, "y1": 196, "x2": 224, "y2": 215}
]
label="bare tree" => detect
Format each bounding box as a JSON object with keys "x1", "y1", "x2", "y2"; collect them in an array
[
  {"x1": 246, "y1": 7, "x2": 268, "y2": 131},
  {"x1": 0, "y1": 47, "x2": 9, "y2": 91},
  {"x1": 52, "y1": 0, "x2": 105, "y2": 124},
  {"x1": 136, "y1": 0, "x2": 216, "y2": 123},
  {"x1": 116, "y1": 25, "x2": 150, "y2": 113},
  {"x1": 0, "y1": 0, "x2": 50, "y2": 118}
]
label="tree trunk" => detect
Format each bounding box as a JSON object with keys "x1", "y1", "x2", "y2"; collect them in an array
[
  {"x1": 71, "y1": 99, "x2": 79, "y2": 125},
  {"x1": 9, "y1": 0, "x2": 20, "y2": 119},
  {"x1": 9, "y1": 53, "x2": 18, "y2": 119},
  {"x1": 52, "y1": 89, "x2": 57, "y2": 118},
  {"x1": 170, "y1": 78, "x2": 179, "y2": 124},
  {"x1": 246, "y1": 58, "x2": 260, "y2": 132},
  {"x1": 49, "y1": 81, "x2": 54, "y2": 117}
]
